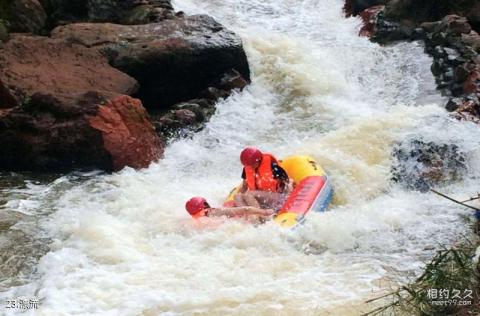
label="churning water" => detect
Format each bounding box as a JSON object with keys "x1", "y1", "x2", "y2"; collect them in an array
[{"x1": 2, "y1": 0, "x2": 480, "y2": 315}]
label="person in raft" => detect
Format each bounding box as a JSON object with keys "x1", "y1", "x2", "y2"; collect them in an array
[
  {"x1": 185, "y1": 197, "x2": 274, "y2": 224},
  {"x1": 235, "y1": 147, "x2": 293, "y2": 210}
]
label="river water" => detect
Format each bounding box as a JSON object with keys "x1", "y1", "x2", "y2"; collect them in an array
[{"x1": 1, "y1": 0, "x2": 480, "y2": 315}]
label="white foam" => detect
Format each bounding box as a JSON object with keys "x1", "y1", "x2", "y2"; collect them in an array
[{"x1": 2, "y1": 0, "x2": 480, "y2": 314}]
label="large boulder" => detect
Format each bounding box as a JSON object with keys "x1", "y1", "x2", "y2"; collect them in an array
[
  {"x1": 0, "y1": 34, "x2": 138, "y2": 108},
  {"x1": 391, "y1": 140, "x2": 466, "y2": 191},
  {"x1": 384, "y1": 0, "x2": 478, "y2": 24},
  {"x1": 9, "y1": 0, "x2": 47, "y2": 34},
  {"x1": 344, "y1": 0, "x2": 386, "y2": 17},
  {"x1": 51, "y1": 14, "x2": 251, "y2": 110},
  {"x1": 0, "y1": 35, "x2": 162, "y2": 171},
  {"x1": 454, "y1": 98, "x2": 480, "y2": 123},
  {"x1": 359, "y1": 5, "x2": 384, "y2": 37},
  {"x1": 0, "y1": 92, "x2": 163, "y2": 171},
  {"x1": 0, "y1": 0, "x2": 47, "y2": 35},
  {"x1": 88, "y1": 94, "x2": 164, "y2": 170},
  {"x1": 39, "y1": 0, "x2": 174, "y2": 27},
  {"x1": 468, "y1": 2, "x2": 480, "y2": 33}
]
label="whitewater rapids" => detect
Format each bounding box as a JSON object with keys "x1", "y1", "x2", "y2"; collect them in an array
[{"x1": 1, "y1": 0, "x2": 480, "y2": 315}]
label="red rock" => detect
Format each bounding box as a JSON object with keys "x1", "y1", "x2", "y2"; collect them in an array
[
  {"x1": 0, "y1": 34, "x2": 138, "y2": 108},
  {"x1": 88, "y1": 95, "x2": 163, "y2": 171},
  {"x1": 0, "y1": 91, "x2": 163, "y2": 171},
  {"x1": 454, "y1": 99, "x2": 480, "y2": 123},
  {"x1": 51, "y1": 15, "x2": 251, "y2": 109},
  {"x1": 463, "y1": 70, "x2": 480, "y2": 94},
  {"x1": 344, "y1": 0, "x2": 384, "y2": 17},
  {"x1": 359, "y1": 5, "x2": 385, "y2": 38}
]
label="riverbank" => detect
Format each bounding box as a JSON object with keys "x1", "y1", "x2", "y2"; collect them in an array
[
  {"x1": 346, "y1": 0, "x2": 480, "y2": 124},
  {"x1": 345, "y1": 2, "x2": 480, "y2": 313}
]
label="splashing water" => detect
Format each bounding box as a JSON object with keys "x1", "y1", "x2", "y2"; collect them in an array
[{"x1": 2, "y1": 0, "x2": 480, "y2": 315}]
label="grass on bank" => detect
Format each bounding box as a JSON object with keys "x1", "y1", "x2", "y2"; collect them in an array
[{"x1": 364, "y1": 244, "x2": 480, "y2": 315}]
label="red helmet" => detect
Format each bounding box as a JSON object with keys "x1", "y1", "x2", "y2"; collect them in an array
[
  {"x1": 240, "y1": 147, "x2": 262, "y2": 166},
  {"x1": 185, "y1": 197, "x2": 209, "y2": 216}
]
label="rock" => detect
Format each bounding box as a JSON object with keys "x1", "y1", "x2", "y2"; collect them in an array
[
  {"x1": 88, "y1": 95, "x2": 163, "y2": 170},
  {"x1": 85, "y1": 0, "x2": 124, "y2": 22},
  {"x1": 461, "y1": 31, "x2": 480, "y2": 51},
  {"x1": 38, "y1": 0, "x2": 174, "y2": 27},
  {"x1": 427, "y1": 31, "x2": 447, "y2": 47},
  {"x1": 0, "y1": 20, "x2": 8, "y2": 42},
  {"x1": 420, "y1": 21, "x2": 441, "y2": 33},
  {"x1": 0, "y1": 34, "x2": 138, "y2": 108},
  {"x1": 0, "y1": 92, "x2": 163, "y2": 171},
  {"x1": 0, "y1": 0, "x2": 48, "y2": 35},
  {"x1": 0, "y1": 34, "x2": 165, "y2": 172},
  {"x1": 43, "y1": 0, "x2": 89, "y2": 24},
  {"x1": 359, "y1": 5, "x2": 384, "y2": 38},
  {"x1": 173, "y1": 109, "x2": 196, "y2": 124},
  {"x1": 431, "y1": 60, "x2": 444, "y2": 77},
  {"x1": 152, "y1": 97, "x2": 217, "y2": 138},
  {"x1": 218, "y1": 69, "x2": 249, "y2": 91},
  {"x1": 467, "y1": 2, "x2": 480, "y2": 33},
  {"x1": 200, "y1": 87, "x2": 230, "y2": 100},
  {"x1": 454, "y1": 64, "x2": 470, "y2": 83},
  {"x1": 450, "y1": 82, "x2": 465, "y2": 97},
  {"x1": 52, "y1": 14, "x2": 251, "y2": 109},
  {"x1": 463, "y1": 70, "x2": 480, "y2": 94},
  {"x1": 123, "y1": 4, "x2": 174, "y2": 24},
  {"x1": 9, "y1": 0, "x2": 47, "y2": 34},
  {"x1": 384, "y1": 0, "x2": 476, "y2": 25},
  {"x1": 445, "y1": 97, "x2": 464, "y2": 111},
  {"x1": 454, "y1": 99, "x2": 480, "y2": 123},
  {"x1": 344, "y1": 0, "x2": 385, "y2": 17},
  {"x1": 391, "y1": 139, "x2": 466, "y2": 192},
  {"x1": 440, "y1": 15, "x2": 472, "y2": 35}
]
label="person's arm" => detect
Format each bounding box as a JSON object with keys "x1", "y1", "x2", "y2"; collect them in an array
[
  {"x1": 207, "y1": 206, "x2": 274, "y2": 217},
  {"x1": 239, "y1": 180, "x2": 248, "y2": 193},
  {"x1": 239, "y1": 168, "x2": 248, "y2": 193}
]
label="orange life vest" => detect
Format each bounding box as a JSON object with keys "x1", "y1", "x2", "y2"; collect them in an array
[{"x1": 245, "y1": 153, "x2": 281, "y2": 192}]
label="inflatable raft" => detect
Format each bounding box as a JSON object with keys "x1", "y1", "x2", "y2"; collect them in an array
[{"x1": 225, "y1": 155, "x2": 333, "y2": 228}]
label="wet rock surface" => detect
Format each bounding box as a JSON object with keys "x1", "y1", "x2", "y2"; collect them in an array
[
  {"x1": 0, "y1": 34, "x2": 138, "y2": 108},
  {"x1": 51, "y1": 15, "x2": 250, "y2": 110},
  {"x1": 392, "y1": 140, "x2": 467, "y2": 192},
  {"x1": 0, "y1": 0, "x2": 251, "y2": 172},
  {"x1": 346, "y1": 1, "x2": 480, "y2": 124},
  {"x1": 0, "y1": 92, "x2": 163, "y2": 171}
]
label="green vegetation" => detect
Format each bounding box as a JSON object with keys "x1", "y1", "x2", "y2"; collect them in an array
[{"x1": 365, "y1": 244, "x2": 480, "y2": 315}]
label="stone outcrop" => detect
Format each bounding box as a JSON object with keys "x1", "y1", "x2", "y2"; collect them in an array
[
  {"x1": 0, "y1": 34, "x2": 138, "y2": 108},
  {"x1": 0, "y1": 92, "x2": 163, "y2": 171},
  {"x1": 391, "y1": 140, "x2": 466, "y2": 192},
  {"x1": 10, "y1": 0, "x2": 47, "y2": 34},
  {"x1": 346, "y1": 0, "x2": 480, "y2": 124},
  {"x1": 88, "y1": 95, "x2": 164, "y2": 171},
  {"x1": 51, "y1": 14, "x2": 251, "y2": 110},
  {"x1": 0, "y1": 35, "x2": 163, "y2": 171},
  {"x1": 0, "y1": 0, "x2": 251, "y2": 172}
]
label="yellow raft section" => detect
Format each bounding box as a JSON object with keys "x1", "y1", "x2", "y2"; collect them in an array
[{"x1": 225, "y1": 155, "x2": 326, "y2": 227}]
